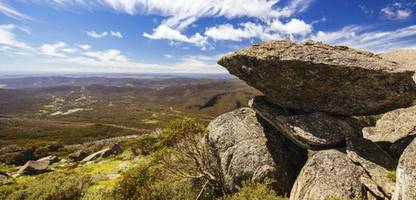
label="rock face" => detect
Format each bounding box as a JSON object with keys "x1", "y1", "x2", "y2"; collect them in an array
[
  {"x1": 80, "y1": 144, "x2": 122, "y2": 163},
  {"x1": 290, "y1": 150, "x2": 366, "y2": 200},
  {"x1": 203, "y1": 108, "x2": 307, "y2": 195},
  {"x1": 218, "y1": 40, "x2": 416, "y2": 115},
  {"x1": 249, "y1": 96, "x2": 352, "y2": 149},
  {"x1": 346, "y1": 135, "x2": 396, "y2": 198},
  {"x1": 68, "y1": 150, "x2": 88, "y2": 162},
  {"x1": 393, "y1": 138, "x2": 416, "y2": 200},
  {"x1": 17, "y1": 160, "x2": 49, "y2": 175},
  {"x1": 363, "y1": 105, "x2": 416, "y2": 143}
]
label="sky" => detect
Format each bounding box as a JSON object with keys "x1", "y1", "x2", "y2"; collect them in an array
[{"x1": 0, "y1": 0, "x2": 415, "y2": 74}]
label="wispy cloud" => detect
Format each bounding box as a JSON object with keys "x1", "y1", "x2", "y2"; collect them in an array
[
  {"x1": 380, "y1": 3, "x2": 412, "y2": 20},
  {"x1": 87, "y1": 31, "x2": 108, "y2": 38},
  {"x1": 0, "y1": 2, "x2": 32, "y2": 21},
  {"x1": 0, "y1": 24, "x2": 33, "y2": 50},
  {"x1": 311, "y1": 25, "x2": 416, "y2": 52},
  {"x1": 87, "y1": 30, "x2": 123, "y2": 38}
]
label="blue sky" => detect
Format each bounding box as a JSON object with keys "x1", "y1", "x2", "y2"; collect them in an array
[{"x1": 0, "y1": 0, "x2": 415, "y2": 73}]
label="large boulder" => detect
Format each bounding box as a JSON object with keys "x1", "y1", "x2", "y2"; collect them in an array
[
  {"x1": 363, "y1": 105, "x2": 416, "y2": 143},
  {"x1": 289, "y1": 150, "x2": 366, "y2": 200},
  {"x1": 203, "y1": 108, "x2": 307, "y2": 195},
  {"x1": 393, "y1": 138, "x2": 416, "y2": 200},
  {"x1": 218, "y1": 40, "x2": 416, "y2": 115},
  {"x1": 0, "y1": 145, "x2": 35, "y2": 165},
  {"x1": 80, "y1": 144, "x2": 122, "y2": 163},
  {"x1": 249, "y1": 96, "x2": 352, "y2": 149},
  {"x1": 346, "y1": 135, "x2": 396, "y2": 198},
  {"x1": 16, "y1": 160, "x2": 50, "y2": 175},
  {"x1": 68, "y1": 150, "x2": 88, "y2": 162}
]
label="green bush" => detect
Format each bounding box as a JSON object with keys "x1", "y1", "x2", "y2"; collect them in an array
[
  {"x1": 158, "y1": 118, "x2": 206, "y2": 147},
  {"x1": 0, "y1": 171, "x2": 90, "y2": 200},
  {"x1": 221, "y1": 181, "x2": 287, "y2": 200}
]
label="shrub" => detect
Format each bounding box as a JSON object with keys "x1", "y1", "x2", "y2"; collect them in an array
[
  {"x1": 0, "y1": 171, "x2": 90, "y2": 200},
  {"x1": 221, "y1": 181, "x2": 287, "y2": 200}
]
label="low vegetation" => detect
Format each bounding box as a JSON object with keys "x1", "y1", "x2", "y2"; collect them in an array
[{"x1": 0, "y1": 118, "x2": 286, "y2": 200}]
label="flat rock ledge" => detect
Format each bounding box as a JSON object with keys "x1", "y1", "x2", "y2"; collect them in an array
[
  {"x1": 249, "y1": 96, "x2": 352, "y2": 150},
  {"x1": 218, "y1": 40, "x2": 416, "y2": 115}
]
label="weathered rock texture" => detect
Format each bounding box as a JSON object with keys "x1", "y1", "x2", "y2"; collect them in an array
[
  {"x1": 218, "y1": 40, "x2": 416, "y2": 115},
  {"x1": 393, "y1": 138, "x2": 416, "y2": 200},
  {"x1": 17, "y1": 160, "x2": 49, "y2": 175},
  {"x1": 249, "y1": 96, "x2": 352, "y2": 149},
  {"x1": 347, "y1": 135, "x2": 396, "y2": 198},
  {"x1": 380, "y1": 49, "x2": 416, "y2": 70},
  {"x1": 289, "y1": 150, "x2": 366, "y2": 200},
  {"x1": 203, "y1": 108, "x2": 307, "y2": 195},
  {"x1": 363, "y1": 105, "x2": 416, "y2": 143}
]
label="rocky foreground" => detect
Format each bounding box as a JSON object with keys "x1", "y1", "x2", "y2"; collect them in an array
[{"x1": 209, "y1": 40, "x2": 416, "y2": 200}]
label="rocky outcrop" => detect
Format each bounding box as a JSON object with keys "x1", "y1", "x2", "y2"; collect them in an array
[
  {"x1": 16, "y1": 160, "x2": 50, "y2": 175},
  {"x1": 37, "y1": 155, "x2": 60, "y2": 164},
  {"x1": 363, "y1": 105, "x2": 416, "y2": 143},
  {"x1": 0, "y1": 145, "x2": 35, "y2": 165},
  {"x1": 68, "y1": 150, "x2": 88, "y2": 162},
  {"x1": 346, "y1": 134, "x2": 396, "y2": 198},
  {"x1": 218, "y1": 40, "x2": 416, "y2": 115},
  {"x1": 203, "y1": 108, "x2": 307, "y2": 195},
  {"x1": 249, "y1": 96, "x2": 352, "y2": 149},
  {"x1": 393, "y1": 138, "x2": 416, "y2": 200},
  {"x1": 290, "y1": 150, "x2": 366, "y2": 200},
  {"x1": 80, "y1": 144, "x2": 122, "y2": 163}
]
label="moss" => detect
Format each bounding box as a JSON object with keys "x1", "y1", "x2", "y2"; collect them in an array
[{"x1": 387, "y1": 170, "x2": 396, "y2": 182}]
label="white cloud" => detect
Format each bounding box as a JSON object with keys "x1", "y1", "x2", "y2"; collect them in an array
[
  {"x1": 380, "y1": 3, "x2": 412, "y2": 20},
  {"x1": 271, "y1": 19, "x2": 312, "y2": 37},
  {"x1": 87, "y1": 31, "x2": 108, "y2": 38},
  {"x1": 87, "y1": 30, "x2": 123, "y2": 38},
  {"x1": 77, "y1": 44, "x2": 92, "y2": 50},
  {"x1": 61, "y1": 48, "x2": 78, "y2": 53},
  {"x1": 39, "y1": 42, "x2": 68, "y2": 57},
  {"x1": 0, "y1": 2, "x2": 32, "y2": 20},
  {"x1": 205, "y1": 19, "x2": 312, "y2": 42},
  {"x1": 311, "y1": 25, "x2": 416, "y2": 52},
  {"x1": 110, "y1": 30, "x2": 123, "y2": 38},
  {"x1": 83, "y1": 49, "x2": 128, "y2": 62},
  {"x1": 0, "y1": 24, "x2": 32, "y2": 50},
  {"x1": 143, "y1": 25, "x2": 207, "y2": 46},
  {"x1": 24, "y1": 0, "x2": 315, "y2": 47},
  {"x1": 205, "y1": 23, "x2": 265, "y2": 41}
]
